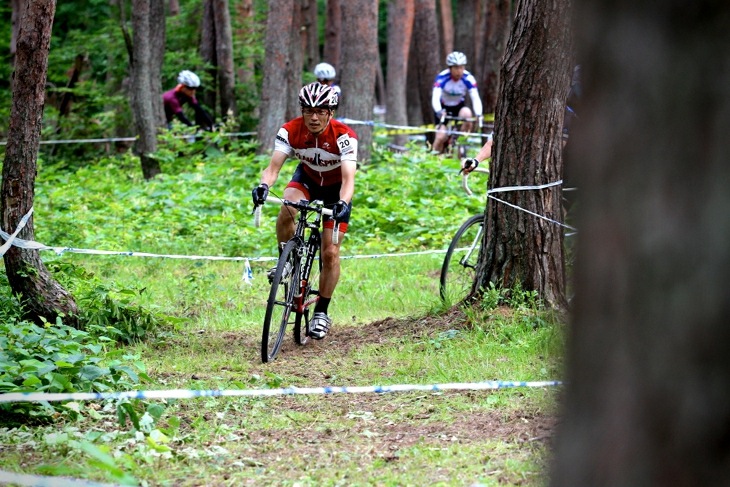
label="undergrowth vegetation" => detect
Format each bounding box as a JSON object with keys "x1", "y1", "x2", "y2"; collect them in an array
[{"x1": 0, "y1": 137, "x2": 564, "y2": 486}]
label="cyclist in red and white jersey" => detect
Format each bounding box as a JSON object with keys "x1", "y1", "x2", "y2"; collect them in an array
[
  {"x1": 252, "y1": 82, "x2": 358, "y2": 340},
  {"x1": 431, "y1": 52, "x2": 483, "y2": 154}
]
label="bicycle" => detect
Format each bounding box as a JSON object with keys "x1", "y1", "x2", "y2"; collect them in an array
[
  {"x1": 436, "y1": 114, "x2": 483, "y2": 160},
  {"x1": 254, "y1": 196, "x2": 339, "y2": 363},
  {"x1": 439, "y1": 163, "x2": 490, "y2": 303}
]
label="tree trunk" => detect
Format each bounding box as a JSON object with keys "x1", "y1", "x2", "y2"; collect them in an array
[
  {"x1": 150, "y1": 0, "x2": 166, "y2": 127},
  {"x1": 285, "y1": 0, "x2": 305, "y2": 120},
  {"x1": 478, "y1": 0, "x2": 511, "y2": 115},
  {"x1": 324, "y1": 0, "x2": 341, "y2": 69},
  {"x1": 474, "y1": 0, "x2": 571, "y2": 309},
  {"x1": 2, "y1": 0, "x2": 79, "y2": 325},
  {"x1": 339, "y1": 0, "x2": 379, "y2": 162},
  {"x1": 453, "y1": 0, "x2": 477, "y2": 68},
  {"x1": 234, "y1": 0, "x2": 258, "y2": 120},
  {"x1": 10, "y1": 0, "x2": 21, "y2": 69},
  {"x1": 303, "y1": 0, "x2": 318, "y2": 71},
  {"x1": 200, "y1": 0, "x2": 218, "y2": 114},
  {"x1": 257, "y1": 0, "x2": 294, "y2": 155},
  {"x1": 130, "y1": 0, "x2": 161, "y2": 179},
  {"x1": 437, "y1": 0, "x2": 453, "y2": 60},
  {"x1": 409, "y1": 0, "x2": 441, "y2": 125},
  {"x1": 550, "y1": 1, "x2": 730, "y2": 485},
  {"x1": 213, "y1": 0, "x2": 237, "y2": 120},
  {"x1": 168, "y1": 0, "x2": 179, "y2": 16},
  {"x1": 386, "y1": 0, "x2": 415, "y2": 146}
]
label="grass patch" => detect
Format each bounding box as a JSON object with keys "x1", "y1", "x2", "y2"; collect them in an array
[{"x1": 0, "y1": 143, "x2": 563, "y2": 485}]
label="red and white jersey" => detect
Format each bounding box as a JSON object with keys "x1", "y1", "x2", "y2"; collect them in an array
[{"x1": 274, "y1": 117, "x2": 358, "y2": 186}]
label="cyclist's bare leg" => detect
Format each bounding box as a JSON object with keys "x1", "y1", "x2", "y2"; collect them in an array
[
  {"x1": 275, "y1": 186, "x2": 306, "y2": 245},
  {"x1": 432, "y1": 124, "x2": 449, "y2": 153},
  {"x1": 318, "y1": 227, "x2": 341, "y2": 298},
  {"x1": 458, "y1": 107, "x2": 474, "y2": 134}
]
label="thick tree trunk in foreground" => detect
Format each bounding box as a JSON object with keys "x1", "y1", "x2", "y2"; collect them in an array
[
  {"x1": 2, "y1": 0, "x2": 79, "y2": 325},
  {"x1": 474, "y1": 0, "x2": 571, "y2": 309},
  {"x1": 550, "y1": 2, "x2": 730, "y2": 485}
]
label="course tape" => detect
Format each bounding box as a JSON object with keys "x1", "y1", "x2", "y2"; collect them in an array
[
  {"x1": 0, "y1": 206, "x2": 33, "y2": 257},
  {"x1": 0, "y1": 132, "x2": 258, "y2": 146},
  {"x1": 0, "y1": 180, "x2": 572, "y2": 260},
  {"x1": 338, "y1": 118, "x2": 493, "y2": 140},
  {"x1": 0, "y1": 472, "x2": 119, "y2": 487},
  {"x1": 0, "y1": 381, "x2": 561, "y2": 404}
]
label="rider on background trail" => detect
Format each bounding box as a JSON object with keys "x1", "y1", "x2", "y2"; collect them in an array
[{"x1": 431, "y1": 51, "x2": 483, "y2": 154}]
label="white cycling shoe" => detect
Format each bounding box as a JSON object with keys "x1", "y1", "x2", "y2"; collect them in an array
[{"x1": 310, "y1": 312, "x2": 331, "y2": 340}]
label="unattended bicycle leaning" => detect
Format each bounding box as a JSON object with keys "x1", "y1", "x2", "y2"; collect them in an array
[
  {"x1": 439, "y1": 157, "x2": 490, "y2": 304},
  {"x1": 254, "y1": 196, "x2": 339, "y2": 363}
]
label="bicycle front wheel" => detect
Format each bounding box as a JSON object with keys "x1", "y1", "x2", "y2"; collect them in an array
[
  {"x1": 440, "y1": 214, "x2": 484, "y2": 304},
  {"x1": 262, "y1": 240, "x2": 301, "y2": 363}
]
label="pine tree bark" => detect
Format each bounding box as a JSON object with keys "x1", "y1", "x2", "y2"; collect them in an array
[
  {"x1": 339, "y1": 0, "x2": 379, "y2": 162},
  {"x1": 478, "y1": 0, "x2": 511, "y2": 115},
  {"x1": 323, "y1": 0, "x2": 341, "y2": 69},
  {"x1": 2, "y1": 0, "x2": 79, "y2": 325},
  {"x1": 453, "y1": 0, "x2": 477, "y2": 67},
  {"x1": 213, "y1": 0, "x2": 237, "y2": 120},
  {"x1": 130, "y1": 0, "x2": 160, "y2": 179},
  {"x1": 285, "y1": 0, "x2": 305, "y2": 120},
  {"x1": 257, "y1": 0, "x2": 294, "y2": 155},
  {"x1": 474, "y1": 0, "x2": 571, "y2": 309},
  {"x1": 408, "y1": 0, "x2": 441, "y2": 126},
  {"x1": 386, "y1": 0, "x2": 415, "y2": 146},
  {"x1": 149, "y1": 0, "x2": 166, "y2": 126},
  {"x1": 550, "y1": 1, "x2": 730, "y2": 485}
]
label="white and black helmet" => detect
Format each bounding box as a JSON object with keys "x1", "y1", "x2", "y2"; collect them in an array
[
  {"x1": 177, "y1": 70, "x2": 201, "y2": 88},
  {"x1": 299, "y1": 82, "x2": 339, "y2": 109},
  {"x1": 446, "y1": 51, "x2": 467, "y2": 66},
  {"x1": 313, "y1": 62, "x2": 337, "y2": 80}
]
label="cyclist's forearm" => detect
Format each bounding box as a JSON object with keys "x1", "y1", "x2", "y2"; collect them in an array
[
  {"x1": 470, "y1": 88, "x2": 483, "y2": 117},
  {"x1": 260, "y1": 151, "x2": 288, "y2": 187},
  {"x1": 339, "y1": 161, "x2": 356, "y2": 203},
  {"x1": 431, "y1": 88, "x2": 443, "y2": 114}
]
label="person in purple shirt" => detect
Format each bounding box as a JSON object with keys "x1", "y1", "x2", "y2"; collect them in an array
[{"x1": 163, "y1": 70, "x2": 213, "y2": 130}]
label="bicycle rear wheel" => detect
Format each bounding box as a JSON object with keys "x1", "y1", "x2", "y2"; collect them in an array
[
  {"x1": 440, "y1": 214, "x2": 484, "y2": 304},
  {"x1": 262, "y1": 240, "x2": 301, "y2": 363}
]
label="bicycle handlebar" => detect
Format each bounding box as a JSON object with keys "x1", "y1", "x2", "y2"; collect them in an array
[
  {"x1": 253, "y1": 196, "x2": 338, "y2": 244},
  {"x1": 461, "y1": 165, "x2": 490, "y2": 196}
]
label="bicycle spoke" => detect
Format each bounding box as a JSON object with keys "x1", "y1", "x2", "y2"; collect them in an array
[
  {"x1": 262, "y1": 241, "x2": 300, "y2": 362},
  {"x1": 440, "y1": 215, "x2": 484, "y2": 304}
]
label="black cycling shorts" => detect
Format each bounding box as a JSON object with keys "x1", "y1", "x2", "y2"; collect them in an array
[
  {"x1": 434, "y1": 102, "x2": 466, "y2": 125},
  {"x1": 286, "y1": 164, "x2": 351, "y2": 230}
]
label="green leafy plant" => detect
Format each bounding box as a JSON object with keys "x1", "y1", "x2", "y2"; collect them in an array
[{"x1": 0, "y1": 318, "x2": 150, "y2": 423}]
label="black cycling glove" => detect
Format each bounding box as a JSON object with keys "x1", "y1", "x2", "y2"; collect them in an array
[
  {"x1": 332, "y1": 199, "x2": 351, "y2": 221},
  {"x1": 460, "y1": 158, "x2": 479, "y2": 174},
  {"x1": 252, "y1": 183, "x2": 269, "y2": 206}
]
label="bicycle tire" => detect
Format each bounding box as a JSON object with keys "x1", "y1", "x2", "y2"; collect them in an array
[
  {"x1": 293, "y1": 235, "x2": 322, "y2": 345},
  {"x1": 262, "y1": 240, "x2": 301, "y2": 362},
  {"x1": 440, "y1": 214, "x2": 485, "y2": 303}
]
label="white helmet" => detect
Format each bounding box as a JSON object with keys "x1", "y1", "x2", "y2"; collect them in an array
[
  {"x1": 177, "y1": 70, "x2": 201, "y2": 88},
  {"x1": 313, "y1": 62, "x2": 337, "y2": 81},
  {"x1": 446, "y1": 51, "x2": 467, "y2": 66}
]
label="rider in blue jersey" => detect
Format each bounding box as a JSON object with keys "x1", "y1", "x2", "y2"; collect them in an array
[{"x1": 431, "y1": 51, "x2": 483, "y2": 154}]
